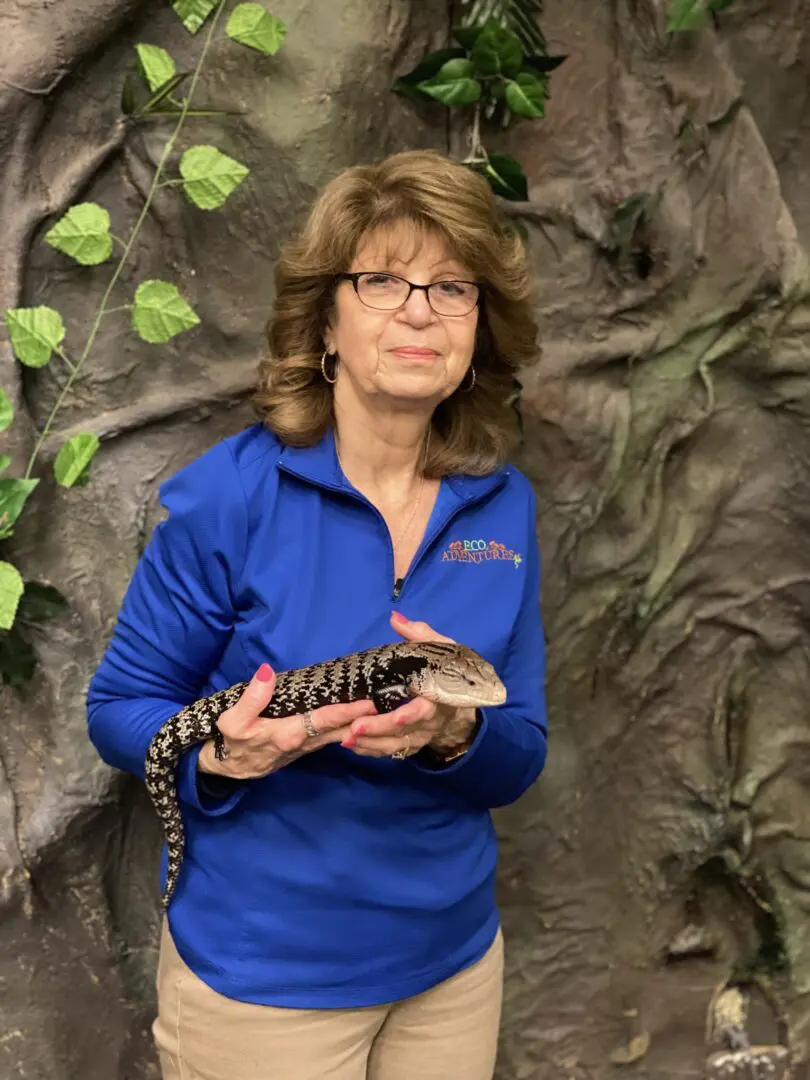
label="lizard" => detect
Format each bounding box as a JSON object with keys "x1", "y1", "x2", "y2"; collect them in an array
[{"x1": 145, "y1": 640, "x2": 508, "y2": 910}]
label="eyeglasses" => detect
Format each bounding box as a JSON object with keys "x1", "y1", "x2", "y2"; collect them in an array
[{"x1": 335, "y1": 272, "x2": 480, "y2": 317}]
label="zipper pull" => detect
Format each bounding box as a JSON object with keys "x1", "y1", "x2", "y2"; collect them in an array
[{"x1": 392, "y1": 577, "x2": 404, "y2": 601}]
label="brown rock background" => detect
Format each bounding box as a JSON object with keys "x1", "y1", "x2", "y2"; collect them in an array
[{"x1": 2, "y1": 1, "x2": 810, "y2": 1077}]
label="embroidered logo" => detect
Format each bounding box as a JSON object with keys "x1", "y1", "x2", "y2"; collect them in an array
[{"x1": 441, "y1": 539, "x2": 523, "y2": 568}]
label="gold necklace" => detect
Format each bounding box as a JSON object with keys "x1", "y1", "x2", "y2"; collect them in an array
[
  {"x1": 335, "y1": 429, "x2": 430, "y2": 554},
  {"x1": 392, "y1": 470, "x2": 424, "y2": 554}
]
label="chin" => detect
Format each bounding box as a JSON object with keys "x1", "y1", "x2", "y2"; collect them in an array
[
  {"x1": 378, "y1": 375, "x2": 445, "y2": 403},
  {"x1": 367, "y1": 358, "x2": 461, "y2": 404}
]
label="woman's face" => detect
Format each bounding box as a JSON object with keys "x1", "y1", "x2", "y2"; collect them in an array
[{"x1": 323, "y1": 226, "x2": 479, "y2": 407}]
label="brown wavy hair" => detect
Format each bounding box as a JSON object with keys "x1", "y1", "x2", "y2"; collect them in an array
[{"x1": 253, "y1": 149, "x2": 541, "y2": 477}]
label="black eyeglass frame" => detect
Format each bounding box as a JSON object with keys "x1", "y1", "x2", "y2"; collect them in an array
[{"x1": 334, "y1": 271, "x2": 482, "y2": 317}]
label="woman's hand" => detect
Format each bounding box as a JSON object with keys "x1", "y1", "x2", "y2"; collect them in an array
[
  {"x1": 341, "y1": 613, "x2": 480, "y2": 760},
  {"x1": 198, "y1": 663, "x2": 378, "y2": 779}
]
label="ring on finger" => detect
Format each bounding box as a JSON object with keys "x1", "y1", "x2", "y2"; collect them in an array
[
  {"x1": 392, "y1": 733, "x2": 411, "y2": 761},
  {"x1": 301, "y1": 709, "x2": 319, "y2": 738}
]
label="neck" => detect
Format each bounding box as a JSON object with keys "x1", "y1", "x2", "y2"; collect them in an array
[{"x1": 333, "y1": 388, "x2": 432, "y2": 495}]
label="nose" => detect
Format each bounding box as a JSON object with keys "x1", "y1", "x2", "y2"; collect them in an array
[{"x1": 398, "y1": 286, "x2": 435, "y2": 327}]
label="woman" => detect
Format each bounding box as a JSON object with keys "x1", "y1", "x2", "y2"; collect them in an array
[{"x1": 86, "y1": 148, "x2": 548, "y2": 1080}]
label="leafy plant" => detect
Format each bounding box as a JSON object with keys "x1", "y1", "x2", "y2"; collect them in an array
[
  {"x1": 0, "y1": 0, "x2": 286, "y2": 687},
  {"x1": 667, "y1": 0, "x2": 735, "y2": 32},
  {"x1": 392, "y1": 1, "x2": 564, "y2": 203}
]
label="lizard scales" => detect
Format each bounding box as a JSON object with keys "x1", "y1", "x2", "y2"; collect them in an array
[{"x1": 145, "y1": 640, "x2": 507, "y2": 909}]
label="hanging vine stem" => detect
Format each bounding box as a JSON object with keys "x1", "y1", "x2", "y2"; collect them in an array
[
  {"x1": 21, "y1": 0, "x2": 229, "y2": 481},
  {"x1": 462, "y1": 102, "x2": 488, "y2": 166}
]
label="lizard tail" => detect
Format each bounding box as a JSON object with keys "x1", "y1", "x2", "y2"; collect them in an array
[
  {"x1": 144, "y1": 733, "x2": 187, "y2": 912},
  {"x1": 160, "y1": 814, "x2": 185, "y2": 910}
]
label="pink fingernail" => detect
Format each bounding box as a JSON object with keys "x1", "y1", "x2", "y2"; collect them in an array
[
  {"x1": 256, "y1": 663, "x2": 273, "y2": 682},
  {"x1": 391, "y1": 611, "x2": 408, "y2": 625},
  {"x1": 342, "y1": 736, "x2": 356, "y2": 748},
  {"x1": 354, "y1": 725, "x2": 366, "y2": 736}
]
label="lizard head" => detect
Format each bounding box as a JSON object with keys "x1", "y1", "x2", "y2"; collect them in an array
[{"x1": 403, "y1": 642, "x2": 507, "y2": 707}]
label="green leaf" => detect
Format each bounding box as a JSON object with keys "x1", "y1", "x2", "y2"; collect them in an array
[
  {"x1": 171, "y1": 0, "x2": 217, "y2": 34},
  {"x1": 0, "y1": 477, "x2": 38, "y2": 540},
  {"x1": 226, "y1": 3, "x2": 286, "y2": 54},
  {"x1": 44, "y1": 203, "x2": 113, "y2": 266},
  {"x1": 392, "y1": 47, "x2": 467, "y2": 101},
  {"x1": 666, "y1": 0, "x2": 709, "y2": 31},
  {"x1": 475, "y1": 153, "x2": 529, "y2": 201},
  {"x1": 179, "y1": 145, "x2": 250, "y2": 210},
  {"x1": 0, "y1": 562, "x2": 24, "y2": 631},
  {"x1": 135, "y1": 44, "x2": 177, "y2": 91},
  {"x1": 4, "y1": 306, "x2": 65, "y2": 368},
  {"x1": 16, "y1": 582, "x2": 69, "y2": 624},
  {"x1": 471, "y1": 21, "x2": 524, "y2": 79},
  {"x1": 132, "y1": 280, "x2": 200, "y2": 343},
  {"x1": 709, "y1": 0, "x2": 735, "y2": 9},
  {"x1": 418, "y1": 60, "x2": 482, "y2": 108},
  {"x1": 452, "y1": 25, "x2": 483, "y2": 50},
  {"x1": 0, "y1": 457, "x2": 11, "y2": 475},
  {"x1": 433, "y1": 58, "x2": 476, "y2": 80},
  {"x1": 504, "y1": 71, "x2": 545, "y2": 118},
  {"x1": 0, "y1": 389, "x2": 13, "y2": 433},
  {"x1": 53, "y1": 433, "x2": 100, "y2": 489},
  {"x1": 0, "y1": 624, "x2": 36, "y2": 690}
]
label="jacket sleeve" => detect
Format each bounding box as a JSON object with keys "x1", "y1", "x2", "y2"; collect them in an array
[
  {"x1": 85, "y1": 439, "x2": 249, "y2": 816},
  {"x1": 409, "y1": 482, "x2": 548, "y2": 809}
]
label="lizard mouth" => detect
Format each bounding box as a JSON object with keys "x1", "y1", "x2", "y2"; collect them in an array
[
  {"x1": 467, "y1": 684, "x2": 507, "y2": 707},
  {"x1": 416, "y1": 677, "x2": 507, "y2": 708}
]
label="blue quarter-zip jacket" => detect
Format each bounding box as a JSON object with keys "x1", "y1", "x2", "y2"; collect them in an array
[{"x1": 86, "y1": 422, "x2": 547, "y2": 1008}]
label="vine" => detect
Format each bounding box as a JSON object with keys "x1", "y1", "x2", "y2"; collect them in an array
[{"x1": 0, "y1": 0, "x2": 286, "y2": 687}]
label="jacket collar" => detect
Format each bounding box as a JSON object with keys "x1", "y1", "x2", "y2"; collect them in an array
[{"x1": 276, "y1": 426, "x2": 506, "y2": 503}]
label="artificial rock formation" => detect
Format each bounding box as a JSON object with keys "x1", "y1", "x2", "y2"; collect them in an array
[{"x1": 1, "y1": 1, "x2": 810, "y2": 1078}]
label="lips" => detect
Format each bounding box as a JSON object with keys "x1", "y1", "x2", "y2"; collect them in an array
[{"x1": 391, "y1": 347, "x2": 439, "y2": 358}]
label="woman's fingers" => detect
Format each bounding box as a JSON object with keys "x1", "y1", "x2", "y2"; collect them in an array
[
  {"x1": 348, "y1": 730, "x2": 425, "y2": 758},
  {"x1": 312, "y1": 698, "x2": 379, "y2": 729},
  {"x1": 390, "y1": 611, "x2": 455, "y2": 644},
  {"x1": 270, "y1": 698, "x2": 378, "y2": 754},
  {"x1": 345, "y1": 696, "x2": 437, "y2": 740},
  {"x1": 210, "y1": 663, "x2": 379, "y2": 774},
  {"x1": 216, "y1": 663, "x2": 276, "y2": 741}
]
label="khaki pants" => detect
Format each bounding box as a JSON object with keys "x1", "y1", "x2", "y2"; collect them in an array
[{"x1": 153, "y1": 918, "x2": 503, "y2": 1080}]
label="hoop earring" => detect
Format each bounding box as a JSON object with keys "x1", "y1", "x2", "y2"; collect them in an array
[
  {"x1": 320, "y1": 350, "x2": 338, "y2": 385},
  {"x1": 460, "y1": 364, "x2": 476, "y2": 393}
]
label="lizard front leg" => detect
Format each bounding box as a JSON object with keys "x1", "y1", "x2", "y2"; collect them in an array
[{"x1": 370, "y1": 682, "x2": 411, "y2": 715}]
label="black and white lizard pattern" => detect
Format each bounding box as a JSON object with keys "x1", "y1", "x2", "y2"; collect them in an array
[{"x1": 145, "y1": 640, "x2": 507, "y2": 909}]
